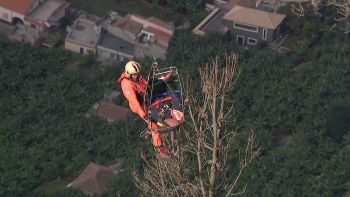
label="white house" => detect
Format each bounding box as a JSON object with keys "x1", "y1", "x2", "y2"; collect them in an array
[{"x1": 0, "y1": 0, "x2": 70, "y2": 32}]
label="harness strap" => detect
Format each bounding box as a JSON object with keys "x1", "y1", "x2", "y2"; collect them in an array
[{"x1": 151, "y1": 96, "x2": 173, "y2": 109}]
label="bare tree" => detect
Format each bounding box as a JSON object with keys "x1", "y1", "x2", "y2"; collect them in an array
[
  {"x1": 133, "y1": 52, "x2": 261, "y2": 197},
  {"x1": 256, "y1": 0, "x2": 350, "y2": 36}
]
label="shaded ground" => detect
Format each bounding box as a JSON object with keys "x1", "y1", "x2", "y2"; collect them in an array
[
  {"x1": 0, "y1": 19, "x2": 14, "y2": 36},
  {"x1": 33, "y1": 177, "x2": 74, "y2": 193},
  {"x1": 67, "y1": 0, "x2": 186, "y2": 26}
]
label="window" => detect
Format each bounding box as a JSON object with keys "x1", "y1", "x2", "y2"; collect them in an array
[
  {"x1": 31, "y1": 24, "x2": 36, "y2": 29},
  {"x1": 104, "y1": 96, "x2": 111, "y2": 102},
  {"x1": 262, "y1": 28, "x2": 267, "y2": 40},
  {"x1": 236, "y1": 35, "x2": 244, "y2": 46},
  {"x1": 247, "y1": 37, "x2": 257, "y2": 45},
  {"x1": 87, "y1": 49, "x2": 93, "y2": 54},
  {"x1": 80, "y1": 47, "x2": 84, "y2": 54},
  {"x1": 3, "y1": 13, "x2": 8, "y2": 20},
  {"x1": 234, "y1": 22, "x2": 258, "y2": 32},
  {"x1": 111, "y1": 53, "x2": 115, "y2": 58}
]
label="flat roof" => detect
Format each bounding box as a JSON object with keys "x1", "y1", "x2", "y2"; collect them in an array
[
  {"x1": 28, "y1": 0, "x2": 63, "y2": 22},
  {"x1": 10, "y1": 24, "x2": 40, "y2": 41},
  {"x1": 200, "y1": 11, "x2": 226, "y2": 32},
  {"x1": 98, "y1": 31, "x2": 134, "y2": 55},
  {"x1": 67, "y1": 20, "x2": 100, "y2": 48}
]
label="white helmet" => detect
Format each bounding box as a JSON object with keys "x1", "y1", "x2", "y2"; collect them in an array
[{"x1": 125, "y1": 61, "x2": 141, "y2": 77}]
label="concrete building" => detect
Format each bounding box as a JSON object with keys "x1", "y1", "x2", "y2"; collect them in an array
[
  {"x1": 8, "y1": 23, "x2": 44, "y2": 46},
  {"x1": 98, "y1": 12, "x2": 175, "y2": 61},
  {"x1": 0, "y1": 0, "x2": 70, "y2": 32},
  {"x1": 222, "y1": 6, "x2": 285, "y2": 45},
  {"x1": 65, "y1": 15, "x2": 103, "y2": 55},
  {"x1": 193, "y1": 0, "x2": 286, "y2": 46}
]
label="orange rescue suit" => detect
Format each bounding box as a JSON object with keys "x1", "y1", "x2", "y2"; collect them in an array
[{"x1": 118, "y1": 72, "x2": 162, "y2": 146}]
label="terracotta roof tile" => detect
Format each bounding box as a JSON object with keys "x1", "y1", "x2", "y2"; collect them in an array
[
  {"x1": 142, "y1": 26, "x2": 171, "y2": 42},
  {"x1": 0, "y1": 0, "x2": 33, "y2": 15},
  {"x1": 71, "y1": 162, "x2": 117, "y2": 195},
  {"x1": 24, "y1": 18, "x2": 46, "y2": 27},
  {"x1": 54, "y1": 2, "x2": 70, "y2": 17},
  {"x1": 155, "y1": 41, "x2": 168, "y2": 50},
  {"x1": 134, "y1": 14, "x2": 147, "y2": 20},
  {"x1": 97, "y1": 101, "x2": 130, "y2": 121},
  {"x1": 124, "y1": 20, "x2": 143, "y2": 34},
  {"x1": 223, "y1": 5, "x2": 286, "y2": 29},
  {"x1": 222, "y1": 0, "x2": 254, "y2": 10},
  {"x1": 113, "y1": 13, "x2": 131, "y2": 28},
  {"x1": 147, "y1": 17, "x2": 166, "y2": 28}
]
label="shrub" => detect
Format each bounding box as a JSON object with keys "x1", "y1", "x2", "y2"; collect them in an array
[
  {"x1": 41, "y1": 161, "x2": 60, "y2": 181},
  {"x1": 45, "y1": 27, "x2": 62, "y2": 44},
  {"x1": 257, "y1": 40, "x2": 268, "y2": 50},
  {"x1": 189, "y1": 11, "x2": 208, "y2": 29},
  {"x1": 122, "y1": 99, "x2": 129, "y2": 108}
]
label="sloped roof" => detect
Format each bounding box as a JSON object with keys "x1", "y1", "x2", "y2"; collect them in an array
[
  {"x1": 155, "y1": 41, "x2": 168, "y2": 50},
  {"x1": 142, "y1": 26, "x2": 171, "y2": 42},
  {"x1": 147, "y1": 17, "x2": 166, "y2": 28},
  {"x1": 24, "y1": 18, "x2": 46, "y2": 27},
  {"x1": 124, "y1": 20, "x2": 143, "y2": 34},
  {"x1": 0, "y1": 0, "x2": 33, "y2": 15},
  {"x1": 223, "y1": 5, "x2": 286, "y2": 29},
  {"x1": 134, "y1": 14, "x2": 147, "y2": 20},
  {"x1": 113, "y1": 14, "x2": 143, "y2": 34},
  {"x1": 113, "y1": 13, "x2": 132, "y2": 28},
  {"x1": 54, "y1": 2, "x2": 71, "y2": 17},
  {"x1": 71, "y1": 162, "x2": 117, "y2": 195},
  {"x1": 97, "y1": 101, "x2": 130, "y2": 121},
  {"x1": 222, "y1": 0, "x2": 254, "y2": 9}
]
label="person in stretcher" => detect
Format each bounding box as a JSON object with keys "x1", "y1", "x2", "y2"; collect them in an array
[{"x1": 118, "y1": 61, "x2": 183, "y2": 161}]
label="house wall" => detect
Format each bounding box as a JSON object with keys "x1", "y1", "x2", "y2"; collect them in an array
[
  {"x1": 135, "y1": 43, "x2": 166, "y2": 60},
  {"x1": 108, "y1": 25, "x2": 137, "y2": 44},
  {"x1": 8, "y1": 34, "x2": 44, "y2": 46},
  {"x1": 0, "y1": 7, "x2": 13, "y2": 23},
  {"x1": 131, "y1": 15, "x2": 173, "y2": 35},
  {"x1": 96, "y1": 45, "x2": 134, "y2": 62},
  {"x1": 224, "y1": 20, "x2": 277, "y2": 46},
  {"x1": 157, "y1": 39, "x2": 169, "y2": 48},
  {"x1": 65, "y1": 40, "x2": 96, "y2": 55},
  {"x1": 0, "y1": 7, "x2": 26, "y2": 24}
]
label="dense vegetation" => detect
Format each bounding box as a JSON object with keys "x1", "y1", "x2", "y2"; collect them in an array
[
  {"x1": 0, "y1": 41, "x2": 146, "y2": 197},
  {"x1": 2, "y1": 20, "x2": 350, "y2": 197},
  {"x1": 136, "y1": 30, "x2": 350, "y2": 196}
]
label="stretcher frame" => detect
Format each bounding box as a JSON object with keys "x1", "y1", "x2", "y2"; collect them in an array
[{"x1": 143, "y1": 66, "x2": 185, "y2": 134}]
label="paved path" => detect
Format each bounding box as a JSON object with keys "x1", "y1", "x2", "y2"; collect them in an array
[
  {"x1": 176, "y1": 21, "x2": 190, "y2": 30},
  {"x1": 0, "y1": 20, "x2": 14, "y2": 36}
]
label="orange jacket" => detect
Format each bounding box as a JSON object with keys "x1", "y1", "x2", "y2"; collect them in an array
[{"x1": 118, "y1": 72, "x2": 147, "y2": 118}]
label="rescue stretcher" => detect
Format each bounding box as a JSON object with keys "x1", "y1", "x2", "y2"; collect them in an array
[{"x1": 140, "y1": 65, "x2": 185, "y2": 136}]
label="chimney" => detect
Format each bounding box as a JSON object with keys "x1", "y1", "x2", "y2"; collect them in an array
[{"x1": 94, "y1": 103, "x2": 100, "y2": 109}]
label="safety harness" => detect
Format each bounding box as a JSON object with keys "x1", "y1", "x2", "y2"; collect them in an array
[{"x1": 118, "y1": 73, "x2": 147, "y2": 95}]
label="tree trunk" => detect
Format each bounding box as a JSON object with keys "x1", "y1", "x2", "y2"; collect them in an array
[
  {"x1": 345, "y1": 17, "x2": 349, "y2": 45},
  {"x1": 209, "y1": 65, "x2": 218, "y2": 197}
]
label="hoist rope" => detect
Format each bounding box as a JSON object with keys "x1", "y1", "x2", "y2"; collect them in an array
[{"x1": 155, "y1": 0, "x2": 164, "y2": 58}]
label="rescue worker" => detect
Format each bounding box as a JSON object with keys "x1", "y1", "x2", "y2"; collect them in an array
[{"x1": 118, "y1": 61, "x2": 172, "y2": 161}]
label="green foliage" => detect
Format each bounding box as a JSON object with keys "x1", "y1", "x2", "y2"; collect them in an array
[
  {"x1": 122, "y1": 99, "x2": 129, "y2": 108},
  {"x1": 189, "y1": 11, "x2": 207, "y2": 29},
  {"x1": 59, "y1": 16, "x2": 73, "y2": 29},
  {"x1": 291, "y1": 38, "x2": 313, "y2": 64},
  {"x1": 45, "y1": 27, "x2": 62, "y2": 44},
  {"x1": 0, "y1": 40, "x2": 147, "y2": 196},
  {"x1": 325, "y1": 100, "x2": 350, "y2": 142},
  {"x1": 112, "y1": 97, "x2": 121, "y2": 105},
  {"x1": 42, "y1": 161, "x2": 60, "y2": 181},
  {"x1": 256, "y1": 40, "x2": 267, "y2": 50}
]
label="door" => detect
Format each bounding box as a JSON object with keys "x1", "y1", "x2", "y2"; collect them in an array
[
  {"x1": 237, "y1": 36, "x2": 244, "y2": 46},
  {"x1": 80, "y1": 47, "x2": 84, "y2": 54}
]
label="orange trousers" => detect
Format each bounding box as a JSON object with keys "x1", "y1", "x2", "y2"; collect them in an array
[{"x1": 141, "y1": 117, "x2": 162, "y2": 147}]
